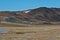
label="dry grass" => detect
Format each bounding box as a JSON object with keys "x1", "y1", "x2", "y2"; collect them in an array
[{"x1": 0, "y1": 23, "x2": 60, "y2": 40}]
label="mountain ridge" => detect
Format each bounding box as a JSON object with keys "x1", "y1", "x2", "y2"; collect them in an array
[{"x1": 0, "y1": 7, "x2": 60, "y2": 24}]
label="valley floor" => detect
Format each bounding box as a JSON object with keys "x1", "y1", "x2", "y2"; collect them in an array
[{"x1": 0, "y1": 23, "x2": 60, "y2": 40}]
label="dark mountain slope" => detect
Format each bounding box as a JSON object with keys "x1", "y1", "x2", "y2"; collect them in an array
[{"x1": 0, "y1": 7, "x2": 60, "y2": 24}]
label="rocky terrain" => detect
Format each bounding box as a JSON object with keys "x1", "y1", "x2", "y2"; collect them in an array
[
  {"x1": 0, "y1": 7, "x2": 60, "y2": 24},
  {"x1": 0, "y1": 7, "x2": 60, "y2": 40}
]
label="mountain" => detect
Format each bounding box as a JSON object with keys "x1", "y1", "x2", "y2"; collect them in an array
[{"x1": 0, "y1": 7, "x2": 60, "y2": 24}]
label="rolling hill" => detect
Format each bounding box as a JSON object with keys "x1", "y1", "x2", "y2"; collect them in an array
[{"x1": 0, "y1": 7, "x2": 60, "y2": 24}]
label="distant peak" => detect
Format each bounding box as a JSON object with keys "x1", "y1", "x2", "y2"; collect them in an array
[{"x1": 40, "y1": 7, "x2": 47, "y2": 8}]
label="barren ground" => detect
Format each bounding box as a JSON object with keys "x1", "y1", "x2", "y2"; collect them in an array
[{"x1": 0, "y1": 23, "x2": 60, "y2": 40}]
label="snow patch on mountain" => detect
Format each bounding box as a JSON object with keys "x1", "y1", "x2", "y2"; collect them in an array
[{"x1": 24, "y1": 10, "x2": 30, "y2": 13}]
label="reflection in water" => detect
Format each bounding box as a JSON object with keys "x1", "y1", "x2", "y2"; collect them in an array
[{"x1": 0, "y1": 29, "x2": 8, "y2": 33}]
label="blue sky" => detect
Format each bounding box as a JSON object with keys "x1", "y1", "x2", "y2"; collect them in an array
[{"x1": 0, "y1": 0, "x2": 60, "y2": 11}]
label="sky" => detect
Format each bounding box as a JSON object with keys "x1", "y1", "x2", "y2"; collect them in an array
[{"x1": 0, "y1": 0, "x2": 60, "y2": 11}]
